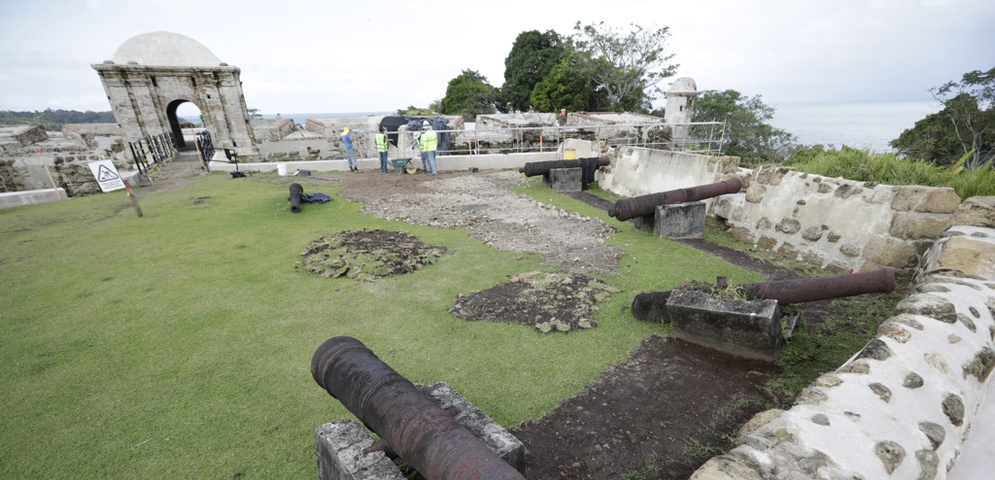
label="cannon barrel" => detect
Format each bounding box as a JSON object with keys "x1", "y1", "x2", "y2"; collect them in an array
[
  {"x1": 608, "y1": 177, "x2": 743, "y2": 221},
  {"x1": 518, "y1": 156, "x2": 610, "y2": 177},
  {"x1": 311, "y1": 336, "x2": 525, "y2": 480},
  {"x1": 632, "y1": 268, "x2": 897, "y2": 321},
  {"x1": 289, "y1": 183, "x2": 303, "y2": 213},
  {"x1": 741, "y1": 267, "x2": 896, "y2": 305}
]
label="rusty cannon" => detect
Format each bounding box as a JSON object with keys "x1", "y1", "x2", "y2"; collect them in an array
[
  {"x1": 289, "y1": 183, "x2": 303, "y2": 213},
  {"x1": 631, "y1": 268, "x2": 897, "y2": 322},
  {"x1": 607, "y1": 177, "x2": 744, "y2": 221},
  {"x1": 311, "y1": 336, "x2": 525, "y2": 480},
  {"x1": 518, "y1": 156, "x2": 610, "y2": 177}
]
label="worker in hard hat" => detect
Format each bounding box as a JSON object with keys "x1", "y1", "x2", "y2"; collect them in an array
[
  {"x1": 418, "y1": 124, "x2": 439, "y2": 175},
  {"x1": 341, "y1": 127, "x2": 358, "y2": 171},
  {"x1": 375, "y1": 127, "x2": 389, "y2": 173}
]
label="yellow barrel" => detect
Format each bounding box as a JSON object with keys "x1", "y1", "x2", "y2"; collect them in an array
[{"x1": 564, "y1": 148, "x2": 576, "y2": 160}]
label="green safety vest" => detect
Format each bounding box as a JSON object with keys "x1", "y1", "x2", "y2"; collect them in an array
[
  {"x1": 375, "y1": 133, "x2": 388, "y2": 153},
  {"x1": 419, "y1": 130, "x2": 438, "y2": 152}
]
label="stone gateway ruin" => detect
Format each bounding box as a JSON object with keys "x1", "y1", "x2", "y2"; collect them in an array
[{"x1": 91, "y1": 31, "x2": 256, "y2": 157}]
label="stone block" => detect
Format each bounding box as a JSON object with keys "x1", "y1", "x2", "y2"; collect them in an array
[
  {"x1": 665, "y1": 290, "x2": 783, "y2": 361},
  {"x1": 953, "y1": 196, "x2": 995, "y2": 228},
  {"x1": 633, "y1": 214, "x2": 655, "y2": 231},
  {"x1": 315, "y1": 420, "x2": 404, "y2": 480},
  {"x1": 892, "y1": 185, "x2": 961, "y2": 213},
  {"x1": 421, "y1": 382, "x2": 526, "y2": 473},
  {"x1": 889, "y1": 211, "x2": 952, "y2": 240},
  {"x1": 542, "y1": 167, "x2": 582, "y2": 192},
  {"x1": 315, "y1": 382, "x2": 525, "y2": 479},
  {"x1": 864, "y1": 234, "x2": 920, "y2": 269},
  {"x1": 932, "y1": 236, "x2": 995, "y2": 281},
  {"x1": 653, "y1": 201, "x2": 706, "y2": 239}
]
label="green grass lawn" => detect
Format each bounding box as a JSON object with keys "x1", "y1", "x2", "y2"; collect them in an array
[{"x1": 0, "y1": 172, "x2": 760, "y2": 478}]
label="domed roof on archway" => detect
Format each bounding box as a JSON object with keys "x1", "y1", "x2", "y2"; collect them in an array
[{"x1": 111, "y1": 31, "x2": 223, "y2": 67}]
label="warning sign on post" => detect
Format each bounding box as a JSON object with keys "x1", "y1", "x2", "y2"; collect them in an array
[{"x1": 87, "y1": 160, "x2": 126, "y2": 192}]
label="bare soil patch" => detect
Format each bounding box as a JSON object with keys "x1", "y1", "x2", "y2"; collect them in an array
[
  {"x1": 299, "y1": 229, "x2": 446, "y2": 281},
  {"x1": 449, "y1": 271, "x2": 618, "y2": 333}
]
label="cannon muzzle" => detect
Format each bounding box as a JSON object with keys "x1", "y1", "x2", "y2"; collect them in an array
[
  {"x1": 608, "y1": 177, "x2": 743, "y2": 221},
  {"x1": 311, "y1": 336, "x2": 525, "y2": 480},
  {"x1": 632, "y1": 268, "x2": 897, "y2": 322},
  {"x1": 289, "y1": 183, "x2": 303, "y2": 213}
]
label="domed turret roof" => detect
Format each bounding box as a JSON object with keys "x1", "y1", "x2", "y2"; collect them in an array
[
  {"x1": 667, "y1": 77, "x2": 698, "y2": 95},
  {"x1": 111, "y1": 31, "x2": 223, "y2": 67}
]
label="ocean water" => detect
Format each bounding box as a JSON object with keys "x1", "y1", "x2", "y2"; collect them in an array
[
  {"x1": 768, "y1": 101, "x2": 941, "y2": 153},
  {"x1": 259, "y1": 112, "x2": 392, "y2": 127}
]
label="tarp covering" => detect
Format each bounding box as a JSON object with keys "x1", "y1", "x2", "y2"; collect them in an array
[{"x1": 378, "y1": 116, "x2": 453, "y2": 154}]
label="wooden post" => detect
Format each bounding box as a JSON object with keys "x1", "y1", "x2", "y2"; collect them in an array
[{"x1": 38, "y1": 152, "x2": 62, "y2": 199}]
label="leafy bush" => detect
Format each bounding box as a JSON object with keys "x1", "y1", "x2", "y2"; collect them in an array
[{"x1": 786, "y1": 145, "x2": 995, "y2": 199}]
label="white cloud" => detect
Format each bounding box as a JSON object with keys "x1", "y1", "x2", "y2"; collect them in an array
[{"x1": 0, "y1": 0, "x2": 992, "y2": 113}]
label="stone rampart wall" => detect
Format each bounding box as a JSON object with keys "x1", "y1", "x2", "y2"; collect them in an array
[
  {"x1": 711, "y1": 166, "x2": 961, "y2": 273},
  {"x1": 0, "y1": 124, "x2": 132, "y2": 192},
  {"x1": 251, "y1": 119, "x2": 297, "y2": 142},
  {"x1": 598, "y1": 147, "x2": 961, "y2": 273},
  {"x1": 690, "y1": 197, "x2": 995, "y2": 480}
]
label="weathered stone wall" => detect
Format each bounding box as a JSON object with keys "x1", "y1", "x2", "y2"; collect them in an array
[
  {"x1": 597, "y1": 145, "x2": 740, "y2": 199},
  {"x1": 251, "y1": 118, "x2": 297, "y2": 142},
  {"x1": 0, "y1": 123, "x2": 132, "y2": 193},
  {"x1": 710, "y1": 166, "x2": 961, "y2": 273},
  {"x1": 598, "y1": 149, "x2": 961, "y2": 273},
  {"x1": 690, "y1": 198, "x2": 995, "y2": 480},
  {"x1": 93, "y1": 63, "x2": 257, "y2": 158}
]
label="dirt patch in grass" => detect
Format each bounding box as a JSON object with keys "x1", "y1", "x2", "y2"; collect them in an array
[
  {"x1": 299, "y1": 229, "x2": 446, "y2": 281},
  {"x1": 449, "y1": 271, "x2": 618, "y2": 333},
  {"x1": 511, "y1": 334, "x2": 777, "y2": 480}
]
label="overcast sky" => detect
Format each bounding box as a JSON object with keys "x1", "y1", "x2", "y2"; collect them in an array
[{"x1": 1, "y1": 0, "x2": 992, "y2": 116}]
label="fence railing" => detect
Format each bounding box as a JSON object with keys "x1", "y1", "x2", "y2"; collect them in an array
[
  {"x1": 128, "y1": 132, "x2": 177, "y2": 175},
  {"x1": 346, "y1": 121, "x2": 726, "y2": 159}
]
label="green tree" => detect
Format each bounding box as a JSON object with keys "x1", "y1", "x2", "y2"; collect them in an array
[
  {"x1": 529, "y1": 57, "x2": 605, "y2": 113},
  {"x1": 693, "y1": 89, "x2": 797, "y2": 165},
  {"x1": 396, "y1": 105, "x2": 435, "y2": 115},
  {"x1": 0, "y1": 109, "x2": 116, "y2": 131},
  {"x1": 499, "y1": 30, "x2": 568, "y2": 113},
  {"x1": 569, "y1": 21, "x2": 678, "y2": 112},
  {"x1": 892, "y1": 67, "x2": 995, "y2": 168},
  {"x1": 439, "y1": 69, "x2": 498, "y2": 121},
  {"x1": 890, "y1": 95, "x2": 975, "y2": 166}
]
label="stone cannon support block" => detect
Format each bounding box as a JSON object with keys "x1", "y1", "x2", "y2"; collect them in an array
[
  {"x1": 315, "y1": 382, "x2": 525, "y2": 479},
  {"x1": 421, "y1": 382, "x2": 526, "y2": 474},
  {"x1": 633, "y1": 214, "x2": 655, "y2": 231},
  {"x1": 654, "y1": 201, "x2": 706, "y2": 239},
  {"x1": 315, "y1": 420, "x2": 405, "y2": 480},
  {"x1": 543, "y1": 167, "x2": 583, "y2": 192},
  {"x1": 666, "y1": 290, "x2": 783, "y2": 362}
]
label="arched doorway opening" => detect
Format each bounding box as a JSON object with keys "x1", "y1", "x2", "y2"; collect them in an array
[{"x1": 168, "y1": 100, "x2": 202, "y2": 150}]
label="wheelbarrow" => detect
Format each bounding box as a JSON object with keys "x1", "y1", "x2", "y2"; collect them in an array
[{"x1": 390, "y1": 157, "x2": 413, "y2": 175}]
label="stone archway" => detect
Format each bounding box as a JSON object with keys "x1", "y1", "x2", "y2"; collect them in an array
[
  {"x1": 92, "y1": 31, "x2": 257, "y2": 159},
  {"x1": 166, "y1": 99, "x2": 196, "y2": 149}
]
